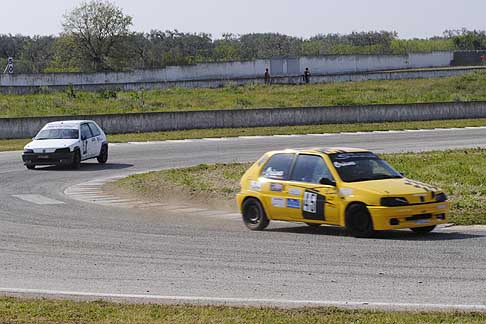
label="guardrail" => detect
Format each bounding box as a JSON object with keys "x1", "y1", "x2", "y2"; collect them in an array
[{"x1": 1, "y1": 101, "x2": 486, "y2": 139}]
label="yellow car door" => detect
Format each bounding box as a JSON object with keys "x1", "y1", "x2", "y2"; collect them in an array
[{"x1": 286, "y1": 154, "x2": 340, "y2": 224}]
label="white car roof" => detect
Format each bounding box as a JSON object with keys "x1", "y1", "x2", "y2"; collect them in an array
[{"x1": 43, "y1": 120, "x2": 95, "y2": 129}]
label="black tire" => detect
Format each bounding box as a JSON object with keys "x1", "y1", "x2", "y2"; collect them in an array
[
  {"x1": 242, "y1": 198, "x2": 269, "y2": 231},
  {"x1": 305, "y1": 222, "x2": 321, "y2": 228},
  {"x1": 411, "y1": 225, "x2": 436, "y2": 234},
  {"x1": 346, "y1": 204, "x2": 375, "y2": 238},
  {"x1": 71, "y1": 150, "x2": 81, "y2": 170},
  {"x1": 25, "y1": 164, "x2": 35, "y2": 170},
  {"x1": 97, "y1": 144, "x2": 108, "y2": 164}
]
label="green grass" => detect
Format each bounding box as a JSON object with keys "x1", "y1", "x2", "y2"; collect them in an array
[
  {"x1": 1, "y1": 297, "x2": 485, "y2": 323},
  {"x1": 115, "y1": 149, "x2": 486, "y2": 225},
  {"x1": 2, "y1": 118, "x2": 486, "y2": 152},
  {"x1": 3, "y1": 72, "x2": 486, "y2": 117}
]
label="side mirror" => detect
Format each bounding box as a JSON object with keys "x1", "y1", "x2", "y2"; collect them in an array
[
  {"x1": 319, "y1": 178, "x2": 336, "y2": 186},
  {"x1": 81, "y1": 135, "x2": 87, "y2": 141}
]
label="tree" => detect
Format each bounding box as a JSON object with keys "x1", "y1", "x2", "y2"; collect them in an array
[
  {"x1": 445, "y1": 29, "x2": 486, "y2": 50},
  {"x1": 62, "y1": 0, "x2": 133, "y2": 71},
  {"x1": 239, "y1": 33, "x2": 302, "y2": 60},
  {"x1": 21, "y1": 36, "x2": 56, "y2": 73},
  {"x1": 213, "y1": 33, "x2": 241, "y2": 61}
]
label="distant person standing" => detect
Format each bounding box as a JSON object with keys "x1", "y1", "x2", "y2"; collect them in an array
[
  {"x1": 264, "y1": 68, "x2": 271, "y2": 84},
  {"x1": 481, "y1": 54, "x2": 486, "y2": 66},
  {"x1": 303, "y1": 67, "x2": 311, "y2": 84}
]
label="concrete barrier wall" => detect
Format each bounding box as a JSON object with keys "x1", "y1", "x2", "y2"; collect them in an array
[
  {"x1": 1, "y1": 101, "x2": 486, "y2": 140},
  {"x1": 0, "y1": 52, "x2": 453, "y2": 90},
  {"x1": 407, "y1": 52, "x2": 455, "y2": 68},
  {"x1": 2, "y1": 65, "x2": 484, "y2": 95}
]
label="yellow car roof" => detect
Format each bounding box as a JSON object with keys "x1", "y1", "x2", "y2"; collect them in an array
[{"x1": 267, "y1": 147, "x2": 370, "y2": 155}]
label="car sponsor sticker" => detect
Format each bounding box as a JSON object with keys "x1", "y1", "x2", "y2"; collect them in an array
[
  {"x1": 263, "y1": 167, "x2": 285, "y2": 179},
  {"x1": 250, "y1": 181, "x2": 262, "y2": 191},
  {"x1": 270, "y1": 183, "x2": 283, "y2": 192},
  {"x1": 333, "y1": 161, "x2": 356, "y2": 168},
  {"x1": 287, "y1": 198, "x2": 300, "y2": 209},
  {"x1": 338, "y1": 188, "x2": 353, "y2": 196},
  {"x1": 46, "y1": 124, "x2": 77, "y2": 129},
  {"x1": 334, "y1": 152, "x2": 376, "y2": 160},
  {"x1": 271, "y1": 197, "x2": 285, "y2": 208},
  {"x1": 288, "y1": 188, "x2": 302, "y2": 196}
]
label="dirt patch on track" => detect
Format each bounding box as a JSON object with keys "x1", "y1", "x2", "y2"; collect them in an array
[{"x1": 104, "y1": 163, "x2": 252, "y2": 211}]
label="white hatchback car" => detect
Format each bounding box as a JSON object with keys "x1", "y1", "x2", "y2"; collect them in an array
[{"x1": 22, "y1": 120, "x2": 108, "y2": 169}]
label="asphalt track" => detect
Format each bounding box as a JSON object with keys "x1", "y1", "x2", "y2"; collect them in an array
[{"x1": 1, "y1": 127, "x2": 486, "y2": 311}]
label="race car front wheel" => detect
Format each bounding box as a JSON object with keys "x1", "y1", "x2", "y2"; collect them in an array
[
  {"x1": 71, "y1": 150, "x2": 81, "y2": 170},
  {"x1": 346, "y1": 204, "x2": 375, "y2": 238},
  {"x1": 242, "y1": 198, "x2": 269, "y2": 231}
]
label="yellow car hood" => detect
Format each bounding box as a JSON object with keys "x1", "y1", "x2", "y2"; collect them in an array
[{"x1": 348, "y1": 178, "x2": 441, "y2": 203}]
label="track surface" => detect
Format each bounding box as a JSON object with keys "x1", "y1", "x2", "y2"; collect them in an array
[{"x1": 1, "y1": 128, "x2": 486, "y2": 309}]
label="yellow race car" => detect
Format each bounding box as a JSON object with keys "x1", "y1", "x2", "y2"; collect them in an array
[{"x1": 236, "y1": 147, "x2": 450, "y2": 237}]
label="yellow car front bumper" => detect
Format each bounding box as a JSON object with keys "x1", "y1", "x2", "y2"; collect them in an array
[{"x1": 368, "y1": 202, "x2": 450, "y2": 231}]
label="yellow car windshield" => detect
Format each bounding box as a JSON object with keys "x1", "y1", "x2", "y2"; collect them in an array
[{"x1": 329, "y1": 152, "x2": 402, "y2": 183}]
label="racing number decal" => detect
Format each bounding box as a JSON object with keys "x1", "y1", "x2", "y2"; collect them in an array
[
  {"x1": 303, "y1": 192, "x2": 317, "y2": 213},
  {"x1": 302, "y1": 190, "x2": 325, "y2": 221}
]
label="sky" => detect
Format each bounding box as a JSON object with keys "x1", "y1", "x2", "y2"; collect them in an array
[{"x1": 1, "y1": 0, "x2": 486, "y2": 39}]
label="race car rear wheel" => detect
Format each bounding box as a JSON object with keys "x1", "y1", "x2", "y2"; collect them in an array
[
  {"x1": 97, "y1": 145, "x2": 108, "y2": 164},
  {"x1": 346, "y1": 204, "x2": 375, "y2": 238},
  {"x1": 25, "y1": 164, "x2": 35, "y2": 170},
  {"x1": 411, "y1": 225, "x2": 436, "y2": 234},
  {"x1": 242, "y1": 198, "x2": 269, "y2": 231}
]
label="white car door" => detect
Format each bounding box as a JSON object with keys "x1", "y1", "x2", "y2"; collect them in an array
[
  {"x1": 88, "y1": 122, "x2": 103, "y2": 157},
  {"x1": 80, "y1": 123, "x2": 94, "y2": 159}
]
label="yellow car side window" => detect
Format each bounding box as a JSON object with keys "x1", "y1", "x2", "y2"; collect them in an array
[
  {"x1": 261, "y1": 153, "x2": 294, "y2": 180},
  {"x1": 290, "y1": 154, "x2": 334, "y2": 184}
]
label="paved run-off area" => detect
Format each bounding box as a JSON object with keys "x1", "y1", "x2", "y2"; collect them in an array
[{"x1": 1, "y1": 128, "x2": 486, "y2": 310}]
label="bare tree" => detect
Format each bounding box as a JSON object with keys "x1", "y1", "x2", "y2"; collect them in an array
[{"x1": 62, "y1": 0, "x2": 132, "y2": 71}]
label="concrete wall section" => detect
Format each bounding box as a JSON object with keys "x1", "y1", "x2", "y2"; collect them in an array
[
  {"x1": 0, "y1": 52, "x2": 454, "y2": 89},
  {"x1": 300, "y1": 52, "x2": 454, "y2": 75},
  {"x1": 1, "y1": 66, "x2": 484, "y2": 95},
  {"x1": 1, "y1": 101, "x2": 486, "y2": 140},
  {"x1": 408, "y1": 52, "x2": 454, "y2": 68}
]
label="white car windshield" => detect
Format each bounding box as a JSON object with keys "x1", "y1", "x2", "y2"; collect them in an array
[{"x1": 36, "y1": 128, "x2": 79, "y2": 140}]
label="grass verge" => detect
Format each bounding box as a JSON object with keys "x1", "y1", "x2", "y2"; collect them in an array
[
  {"x1": 2, "y1": 72, "x2": 486, "y2": 117},
  {"x1": 1, "y1": 297, "x2": 486, "y2": 323},
  {"x1": 114, "y1": 149, "x2": 486, "y2": 225},
  {"x1": 2, "y1": 118, "x2": 486, "y2": 152}
]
